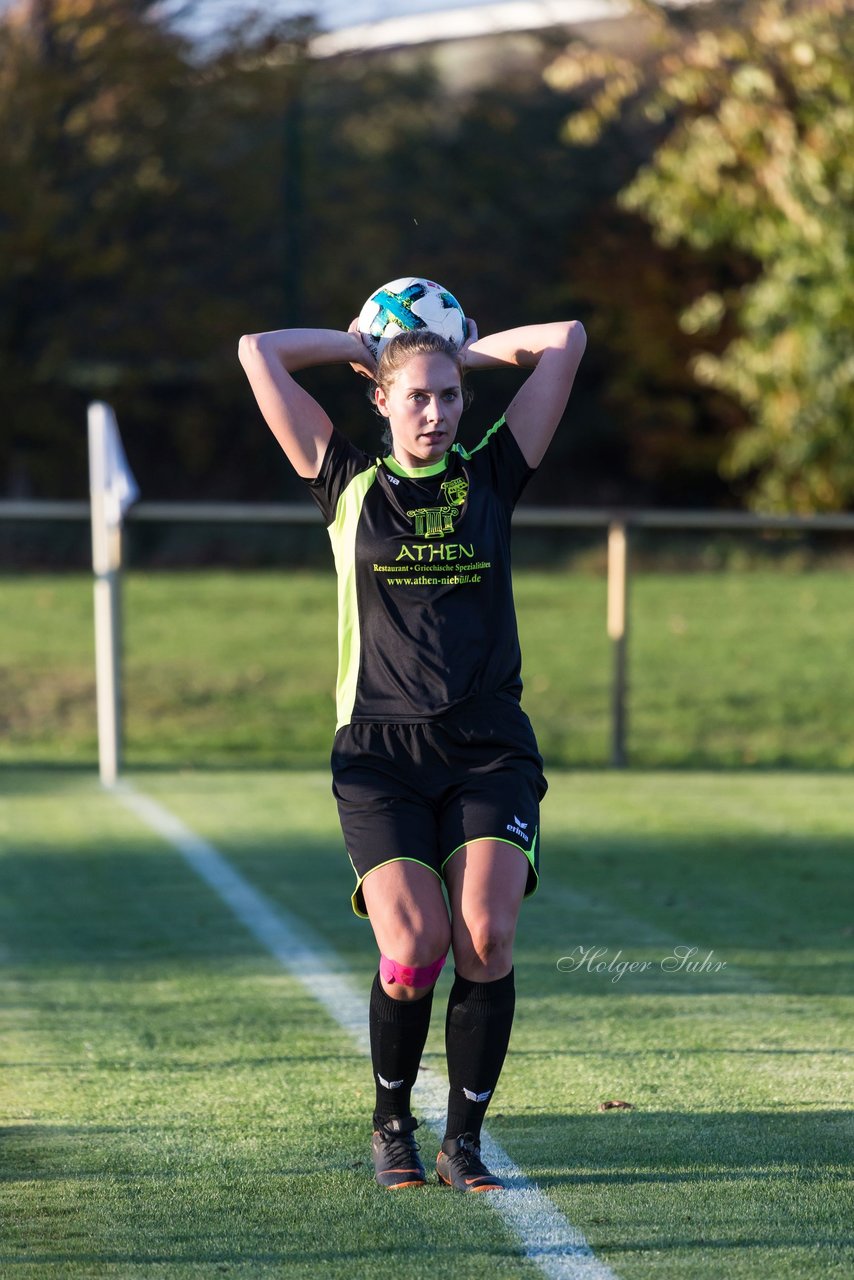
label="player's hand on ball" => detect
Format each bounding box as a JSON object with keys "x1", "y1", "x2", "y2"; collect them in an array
[
  {"x1": 459, "y1": 317, "x2": 479, "y2": 368},
  {"x1": 347, "y1": 319, "x2": 378, "y2": 380}
]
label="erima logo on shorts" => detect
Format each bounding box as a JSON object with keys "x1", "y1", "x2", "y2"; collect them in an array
[
  {"x1": 505, "y1": 815, "x2": 530, "y2": 843},
  {"x1": 377, "y1": 1073, "x2": 405, "y2": 1090},
  {"x1": 463, "y1": 1087, "x2": 492, "y2": 1103}
]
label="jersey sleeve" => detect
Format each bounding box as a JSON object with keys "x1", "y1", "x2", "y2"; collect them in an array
[
  {"x1": 302, "y1": 429, "x2": 375, "y2": 525},
  {"x1": 461, "y1": 415, "x2": 535, "y2": 511}
]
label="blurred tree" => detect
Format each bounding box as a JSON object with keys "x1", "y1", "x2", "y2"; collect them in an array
[
  {"x1": 0, "y1": 0, "x2": 306, "y2": 498},
  {"x1": 547, "y1": 0, "x2": 854, "y2": 512},
  {"x1": 269, "y1": 49, "x2": 743, "y2": 508},
  {"x1": 2, "y1": 0, "x2": 779, "y2": 514},
  {"x1": 291, "y1": 56, "x2": 602, "y2": 495},
  {"x1": 0, "y1": 8, "x2": 626, "y2": 505}
]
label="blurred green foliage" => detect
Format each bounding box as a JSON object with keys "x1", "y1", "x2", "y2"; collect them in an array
[
  {"x1": 549, "y1": 0, "x2": 854, "y2": 512},
  {"x1": 0, "y1": 0, "x2": 305, "y2": 499},
  {"x1": 2, "y1": 0, "x2": 849, "y2": 513}
]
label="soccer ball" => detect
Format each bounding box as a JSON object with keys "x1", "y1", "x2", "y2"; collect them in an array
[{"x1": 358, "y1": 277, "x2": 466, "y2": 360}]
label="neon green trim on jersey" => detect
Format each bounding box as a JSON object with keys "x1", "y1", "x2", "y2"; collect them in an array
[
  {"x1": 349, "y1": 855, "x2": 443, "y2": 919},
  {"x1": 383, "y1": 454, "x2": 449, "y2": 479},
  {"x1": 452, "y1": 415, "x2": 506, "y2": 461},
  {"x1": 382, "y1": 416, "x2": 506, "y2": 476},
  {"x1": 328, "y1": 465, "x2": 379, "y2": 728}
]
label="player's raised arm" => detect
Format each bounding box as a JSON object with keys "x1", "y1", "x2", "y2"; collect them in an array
[
  {"x1": 463, "y1": 321, "x2": 587, "y2": 468},
  {"x1": 238, "y1": 326, "x2": 375, "y2": 479}
]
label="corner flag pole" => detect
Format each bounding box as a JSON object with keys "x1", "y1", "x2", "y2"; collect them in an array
[{"x1": 88, "y1": 402, "x2": 139, "y2": 787}]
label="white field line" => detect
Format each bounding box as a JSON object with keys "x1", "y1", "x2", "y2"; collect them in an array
[{"x1": 114, "y1": 780, "x2": 620, "y2": 1280}]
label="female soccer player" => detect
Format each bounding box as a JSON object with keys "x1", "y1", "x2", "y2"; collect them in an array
[{"x1": 238, "y1": 309, "x2": 586, "y2": 1191}]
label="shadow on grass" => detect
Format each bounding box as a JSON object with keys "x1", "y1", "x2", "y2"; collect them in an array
[
  {"x1": 488, "y1": 1109, "x2": 854, "y2": 1255},
  {"x1": 499, "y1": 1109, "x2": 853, "y2": 1241},
  {"x1": 0, "y1": 837, "x2": 357, "y2": 970},
  {"x1": 2, "y1": 803, "x2": 851, "y2": 996},
  {"x1": 491, "y1": 1107, "x2": 854, "y2": 1182},
  {"x1": 2, "y1": 1112, "x2": 852, "y2": 1265},
  {"x1": 0, "y1": 1123, "x2": 515, "y2": 1271}
]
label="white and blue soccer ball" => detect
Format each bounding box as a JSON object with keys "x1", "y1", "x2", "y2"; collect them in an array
[{"x1": 358, "y1": 277, "x2": 466, "y2": 360}]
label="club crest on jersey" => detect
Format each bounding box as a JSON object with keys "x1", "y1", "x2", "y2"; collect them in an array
[{"x1": 441, "y1": 477, "x2": 468, "y2": 507}]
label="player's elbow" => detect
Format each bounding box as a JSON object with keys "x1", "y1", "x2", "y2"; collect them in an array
[
  {"x1": 238, "y1": 332, "x2": 278, "y2": 371},
  {"x1": 537, "y1": 320, "x2": 586, "y2": 361},
  {"x1": 238, "y1": 332, "x2": 262, "y2": 368},
  {"x1": 562, "y1": 319, "x2": 587, "y2": 353}
]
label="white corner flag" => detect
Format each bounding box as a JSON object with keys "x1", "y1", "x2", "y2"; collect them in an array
[
  {"x1": 104, "y1": 408, "x2": 139, "y2": 526},
  {"x1": 89, "y1": 400, "x2": 139, "y2": 540},
  {"x1": 88, "y1": 402, "x2": 139, "y2": 787}
]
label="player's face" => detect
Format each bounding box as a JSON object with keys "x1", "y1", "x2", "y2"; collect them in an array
[{"x1": 376, "y1": 353, "x2": 464, "y2": 469}]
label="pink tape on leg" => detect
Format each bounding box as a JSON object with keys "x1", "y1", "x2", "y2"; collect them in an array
[{"x1": 380, "y1": 951, "x2": 447, "y2": 988}]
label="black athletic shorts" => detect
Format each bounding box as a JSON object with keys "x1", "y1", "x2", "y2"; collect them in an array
[{"x1": 331, "y1": 693, "x2": 547, "y2": 918}]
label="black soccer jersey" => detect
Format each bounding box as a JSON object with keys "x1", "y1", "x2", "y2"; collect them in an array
[{"x1": 305, "y1": 415, "x2": 534, "y2": 727}]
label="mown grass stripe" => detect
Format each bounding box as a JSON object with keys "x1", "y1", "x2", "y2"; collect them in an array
[{"x1": 114, "y1": 779, "x2": 621, "y2": 1280}]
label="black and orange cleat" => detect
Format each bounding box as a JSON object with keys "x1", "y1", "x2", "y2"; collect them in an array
[
  {"x1": 371, "y1": 1115, "x2": 426, "y2": 1189},
  {"x1": 436, "y1": 1132, "x2": 505, "y2": 1192}
]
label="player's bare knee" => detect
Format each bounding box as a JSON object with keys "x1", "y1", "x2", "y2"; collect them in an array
[
  {"x1": 378, "y1": 908, "x2": 450, "y2": 973},
  {"x1": 455, "y1": 918, "x2": 515, "y2": 977},
  {"x1": 383, "y1": 922, "x2": 451, "y2": 970}
]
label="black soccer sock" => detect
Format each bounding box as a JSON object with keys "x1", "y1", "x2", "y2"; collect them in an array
[
  {"x1": 444, "y1": 967, "x2": 516, "y2": 1143},
  {"x1": 370, "y1": 971, "x2": 435, "y2": 1125}
]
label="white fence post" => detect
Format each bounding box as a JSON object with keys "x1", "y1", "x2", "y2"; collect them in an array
[
  {"x1": 88, "y1": 402, "x2": 137, "y2": 788},
  {"x1": 607, "y1": 520, "x2": 629, "y2": 768}
]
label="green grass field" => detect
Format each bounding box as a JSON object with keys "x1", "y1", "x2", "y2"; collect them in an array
[
  {"x1": 2, "y1": 767, "x2": 852, "y2": 1279},
  {"x1": 2, "y1": 568, "x2": 853, "y2": 768}
]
